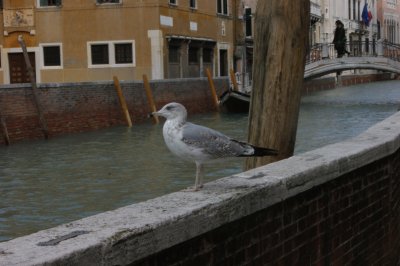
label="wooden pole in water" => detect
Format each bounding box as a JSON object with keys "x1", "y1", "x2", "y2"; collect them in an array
[
  {"x1": 245, "y1": 0, "x2": 310, "y2": 169},
  {"x1": 205, "y1": 68, "x2": 219, "y2": 111},
  {"x1": 0, "y1": 112, "x2": 10, "y2": 145},
  {"x1": 18, "y1": 35, "x2": 49, "y2": 140},
  {"x1": 229, "y1": 69, "x2": 239, "y2": 91},
  {"x1": 142, "y1": 74, "x2": 159, "y2": 124},
  {"x1": 113, "y1": 76, "x2": 132, "y2": 127}
]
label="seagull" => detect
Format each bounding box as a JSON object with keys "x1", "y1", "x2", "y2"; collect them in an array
[{"x1": 152, "y1": 102, "x2": 278, "y2": 191}]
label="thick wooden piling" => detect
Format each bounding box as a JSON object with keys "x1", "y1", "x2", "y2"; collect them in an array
[
  {"x1": 246, "y1": 0, "x2": 310, "y2": 169},
  {"x1": 113, "y1": 76, "x2": 132, "y2": 127},
  {"x1": 205, "y1": 68, "x2": 219, "y2": 111},
  {"x1": 18, "y1": 35, "x2": 49, "y2": 139},
  {"x1": 142, "y1": 74, "x2": 159, "y2": 124}
]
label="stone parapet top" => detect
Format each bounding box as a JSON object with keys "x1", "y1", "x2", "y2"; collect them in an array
[{"x1": 1, "y1": 111, "x2": 399, "y2": 265}]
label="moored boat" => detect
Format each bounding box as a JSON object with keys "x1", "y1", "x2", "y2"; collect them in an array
[{"x1": 219, "y1": 89, "x2": 250, "y2": 113}]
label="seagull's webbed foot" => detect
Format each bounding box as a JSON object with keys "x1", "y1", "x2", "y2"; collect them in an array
[{"x1": 183, "y1": 185, "x2": 201, "y2": 192}]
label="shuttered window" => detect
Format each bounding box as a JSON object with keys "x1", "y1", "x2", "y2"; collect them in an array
[{"x1": 217, "y1": 0, "x2": 228, "y2": 15}]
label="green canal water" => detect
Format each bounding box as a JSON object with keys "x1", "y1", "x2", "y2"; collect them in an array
[{"x1": 1, "y1": 80, "x2": 400, "y2": 242}]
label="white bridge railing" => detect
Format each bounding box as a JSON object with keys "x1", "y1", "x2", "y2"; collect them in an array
[{"x1": 306, "y1": 40, "x2": 400, "y2": 65}]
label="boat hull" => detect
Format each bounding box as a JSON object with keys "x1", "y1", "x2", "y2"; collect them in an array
[{"x1": 219, "y1": 90, "x2": 250, "y2": 113}]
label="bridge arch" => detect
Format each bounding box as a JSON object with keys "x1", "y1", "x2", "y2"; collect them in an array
[{"x1": 304, "y1": 41, "x2": 400, "y2": 80}]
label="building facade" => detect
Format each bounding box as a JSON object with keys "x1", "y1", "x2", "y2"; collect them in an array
[
  {"x1": 378, "y1": 0, "x2": 400, "y2": 43},
  {"x1": 234, "y1": 0, "x2": 384, "y2": 90},
  {"x1": 232, "y1": 0, "x2": 255, "y2": 91},
  {"x1": 0, "y1": 1, "x2": 399, "y2": 85},
  {"x1": 310, "y1": 0, "x2": 323, "y2": 45},
  {"x1": 0, "y1": 0, "x2": 235, "y2": 84},
  {"x1": 313, "y1": 0, "x2": 379, "y2": 54}
]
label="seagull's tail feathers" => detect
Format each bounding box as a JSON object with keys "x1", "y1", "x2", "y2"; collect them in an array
[
  {"x1": 251, "y1": 146, "x2": 279, "y2": 157},
  {"x1": 234, "y1": 140, "x2": 278, "y2": 157}
]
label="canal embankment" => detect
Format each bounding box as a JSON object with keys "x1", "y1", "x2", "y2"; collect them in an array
[
  {"x1": 0, "y1": 102, "x2": 399, "y2": 265},
  {"x1": 0, "y1": 73, "x2": 397, "y2": 145},
  {"x1": 0, "y1": 78, "x2": 229, "y2": 145}
]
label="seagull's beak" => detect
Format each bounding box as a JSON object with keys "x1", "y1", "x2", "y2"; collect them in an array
[{"x1": 149, "y1": 110, "x2": 162, "y2": 118}]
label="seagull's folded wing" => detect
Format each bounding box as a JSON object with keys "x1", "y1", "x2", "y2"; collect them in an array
[{"x1": 181, "y1": 122, "x2": 250, "y2": 159}]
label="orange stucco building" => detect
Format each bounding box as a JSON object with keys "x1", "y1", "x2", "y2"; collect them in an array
[{"x1": 0, "y1": 0, "x2": 236, "y2": 84}]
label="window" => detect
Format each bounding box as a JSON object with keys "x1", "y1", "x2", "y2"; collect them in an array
[
  {"x1": 189, "y1": 47, "x2": 199, "y2": 63},
  {"x1": 203, "y1": 48, "x2": 213, "y2": 63},
  {"x1": 115, "y1": 43, "x2": 133, "y2": 64},
  {"x1": 169, "y1": 46, "x2": 180, "y2": 63},
  {"x1": 217, "y1": 0, "x2": 228, "y2": 15},
  {"x1": 190, "y1": 0, "x2": 196, "y2": 9},
  {"x1": 88, "y1": 41, "x2": 135, "y2": 67},
  {"x1": 169, "y1": 0, "x2": 177, "y2": 5},
  {"x1": 96, "y1": 0, "x2": 121, "y2": 4},
  {"x1": 91, "y1": 44, "x2": 109, "y2": 65},
  {"x1": 348, "y1": 0, "x2": 351, "y2": 19},
  {"x1": 42, "y1": 45, "x2": 62, "y2": 67},
  {"x1": 38, "y1": 0, "x2": 62, "y2": 7},
  {"x1": 245, "y1": 7, "x2": 252, "y2": 37}
]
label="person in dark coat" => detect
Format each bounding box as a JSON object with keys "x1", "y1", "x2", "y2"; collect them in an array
[{"x1": 333, "y1": 20, "x2": 350, "y2": 58}]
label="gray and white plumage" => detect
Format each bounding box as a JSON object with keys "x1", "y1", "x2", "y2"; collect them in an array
[{"x1": 152, "y1": 102, "x2": 278, "y2": 190}]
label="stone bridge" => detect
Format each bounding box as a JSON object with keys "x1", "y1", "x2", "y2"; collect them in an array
[{"x1": 305, "y1": 41, "x2": 400, "y2": 79}]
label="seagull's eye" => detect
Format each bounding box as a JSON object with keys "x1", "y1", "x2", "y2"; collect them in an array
[{"x1": 166, "y1": 106, "x2": 174, "y2": 111}]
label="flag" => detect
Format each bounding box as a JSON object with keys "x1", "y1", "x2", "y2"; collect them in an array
[{"x1": 362, "y1": 3, "x2": 370, "y2": 26}]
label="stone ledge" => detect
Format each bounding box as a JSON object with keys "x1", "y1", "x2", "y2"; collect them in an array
[{"x1": 1, "y1": 111, "x2": 399, "y2": 265}]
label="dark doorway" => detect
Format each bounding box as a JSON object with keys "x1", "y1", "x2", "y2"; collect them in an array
[
  {"x1": 8, "y1": 53, "x2": 35, "y2": 84},
  {"x1": 219, "y1": 49, "x2": 228, "y2": 76}
]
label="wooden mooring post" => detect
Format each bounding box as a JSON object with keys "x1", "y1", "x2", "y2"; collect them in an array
[
  {"x1": 0, "y1": 110, "x2": 10, "y2": 145},
  {"x1": 113, "y1": 76, "x2": 132, "y2": 127},
  {"x1": 142, "y1": 74, "x2": 159, "y2": 124},
  {"x1": 229, "y1": 69, "x2": 239, "y2": 91},
  {"x1": 245, "y1": 0, "x2": 309, "y2": 169},
  {"x1": 205, "y1": 68, "x2": 219, "y2": 111},
  {"x1": 18, "y1": 35, "x2": 49, "y2": 139}
]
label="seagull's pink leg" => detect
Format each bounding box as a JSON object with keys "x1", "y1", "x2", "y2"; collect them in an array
[{"x1": 197, "y1": 163, "x2": 204, "y2": 188}]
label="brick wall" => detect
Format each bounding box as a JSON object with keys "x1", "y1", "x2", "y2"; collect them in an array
[
  {"x1": 302, "y1": 73, "x2": 396, "y2": 95},
  {"x1": 0, "y1": 78, "x2": 229, "y2": 145},
  {"x1": 131, "y1": 148, "x2": 400, "y2": 266}
]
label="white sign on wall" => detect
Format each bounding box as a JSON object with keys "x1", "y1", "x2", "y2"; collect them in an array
[
  {"x1": 190, "y1": 21, "x2": 198, "y2": 31},
  {"x1": 160, "y1": 15, "x2": 173, "y2": 27}
]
